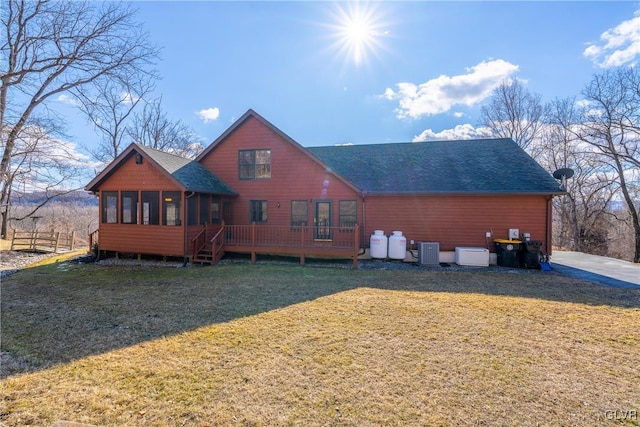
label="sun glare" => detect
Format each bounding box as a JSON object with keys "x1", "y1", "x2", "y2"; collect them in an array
[{"x1": 329, "y1": 2, "x2": 387, "y2": 66}]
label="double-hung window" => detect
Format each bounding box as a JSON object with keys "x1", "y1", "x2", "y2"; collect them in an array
[
  {"x1": 291, "y1": 200, "x2": 308, "y2": 228},
  {"x1": 339, "y1": 200, "x2": 357, "y2": 232},
  {"x1": 239, "y1": 149, "x2": 271, "y2": 179}
]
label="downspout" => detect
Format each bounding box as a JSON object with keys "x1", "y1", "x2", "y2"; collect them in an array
[
  {"x1": 546, "y1": 195, "x2": 553, "y2": 257},
  {"x1": 361, "y1": 191, "x2": 367, "y2": 251},
  {"x1": 183, "y1": 191, "x2": 196, "y2": 266},
  {"x1": 94, "y1": 191, "x2": 101, "y2": 261}
]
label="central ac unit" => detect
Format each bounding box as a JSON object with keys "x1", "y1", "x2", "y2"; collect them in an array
[{"x1": 418, "y1": 242, "x2": 439, "y2": 265}]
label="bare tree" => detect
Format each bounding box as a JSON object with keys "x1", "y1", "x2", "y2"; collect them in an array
[
  {"x1": 577, "y1": 67, "x2": 640, "y2": 262},
  {"x1": 1, "y1": 0, "x2": 159, "y2": 237},
  {"x1": 606, "y1": 187, "x2": 639, "y2": 261},
  {"x1": 480, "y1": 78, "x2": 546, "y2": 153},
  {"x1": 5, "y1": 123, "x2": 89, "y2": 220},
  {"x1": 129, "y1": 97, "x2": 204, "y2": 159},
  {"x1": 541, "y1": 97, "x2": 618, "y2": 254},
  {"x1": 74, "y1": 76, "x2": 154, "y2": 162}
]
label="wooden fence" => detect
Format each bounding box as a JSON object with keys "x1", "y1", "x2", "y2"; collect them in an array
[{"x1": 10, "y1": 230, "x2": 76, "y2": 253}]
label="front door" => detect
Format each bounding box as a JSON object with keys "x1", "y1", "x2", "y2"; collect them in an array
[{"x1": 314, "y1": 200, "x2": 332, "y2": 240}]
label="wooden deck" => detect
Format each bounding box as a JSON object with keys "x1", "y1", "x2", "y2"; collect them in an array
[{"x1": 193, "y1": 223, "x2": 361, "y2": 268}]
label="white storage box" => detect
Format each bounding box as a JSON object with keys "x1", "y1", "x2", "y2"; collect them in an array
[{"x1": 455, "y1": 247, "x2": 489, "y2": 267}]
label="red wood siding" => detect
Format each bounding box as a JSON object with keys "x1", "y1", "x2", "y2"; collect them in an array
[
  {"x1": 363, "y1": 194, "x2": 551, "y2": 252},
  {"x1": 99, "y1": 224, "x2": 185, "y2": 256},
  {"x1": 97, "y1": 152, "x2": 186, "y2": 256},
  {"x1": 199, "y1": 116, "x2": 360, "y2": 227},
  {"x1": 99, "y1": 153, "x2": 178, "y2": 190}
]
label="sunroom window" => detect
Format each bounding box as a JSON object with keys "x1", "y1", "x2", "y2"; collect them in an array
[
  {"x1": 142, "y1": 191, "x2": 159, "y2": 225},
  {"x1": 121, "y1": 191, "x2": 138, "y2": 224},
  {"x1": 102, "y1": 191, "x2": 117, "y2": 224},
  {"x1": 162, "y1": 191, "x2": 181, "y2": 226}
]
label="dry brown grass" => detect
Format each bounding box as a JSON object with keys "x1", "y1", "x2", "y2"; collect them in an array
[
  {"x1": 0, "y1": 238, "x2": 12, "y2": 251},
  {"x1": 1, "y1": 261, "x2": 639, "y2": 426}
]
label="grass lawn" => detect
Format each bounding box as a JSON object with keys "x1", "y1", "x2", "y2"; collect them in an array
[{"x1": 1, "y1": 259, "x2": 639, "y2": 426}]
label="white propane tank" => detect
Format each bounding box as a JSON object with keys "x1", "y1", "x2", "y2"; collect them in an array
[
  {"x1": 388, "y1": 231, "x2": 407, "y2": 260},
  {"x1": 370, "y1": 230, "x2": 388, "y2": 259}
]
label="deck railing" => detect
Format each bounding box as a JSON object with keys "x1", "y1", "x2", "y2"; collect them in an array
[
  {"x1": 223, "y1": 223, "x2": 360, "y2": 268},
  {"x1": 190, "y1": 222, "x2": 361, "y2": 267},
  {"x1": 88, "y1": 229, "x2": 99, "y2": 249}
]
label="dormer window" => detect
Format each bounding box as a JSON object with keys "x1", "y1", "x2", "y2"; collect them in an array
[{"x1": 239, "y1": 149, "x2": 271, "y2": 179}]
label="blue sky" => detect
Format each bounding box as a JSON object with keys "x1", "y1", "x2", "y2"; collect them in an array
[{"x1": 63, "y1": 1, "x2": 640, "y2": 153}]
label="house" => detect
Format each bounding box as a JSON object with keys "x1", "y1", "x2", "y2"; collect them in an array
[{"x1": 85, "y1": 109, "x2": 565, "y2": 266}]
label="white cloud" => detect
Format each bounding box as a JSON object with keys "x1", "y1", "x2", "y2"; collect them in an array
[
  {"x1": 197, "y1": 107, "x2": 221, "y2": 123},
  {"x1": 412, "y1": 124, "x2": 494, "y2": 142},
  {"x1": 575, "y1": 99, "x2": 591, "y2": 108},
  {"x1": 7, "y1": 125, "x2": 99, "y2": 191},
  {"x1": 584, "y1": 12, "x2": 640, "y2": 68},
  {"x1": 382, "y1": 59, "x2": 519, "y2": 119},
  {"x1": 55, "y1": 94, "x2": 79, "y2": 106}
]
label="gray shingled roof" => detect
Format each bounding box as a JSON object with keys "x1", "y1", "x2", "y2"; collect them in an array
[
  {"x1": 135, "y1": 144, "x2": 237, "y2": 195},
  {"x1": 307, "y1": 138, "x2": 563, "y2": 194}
]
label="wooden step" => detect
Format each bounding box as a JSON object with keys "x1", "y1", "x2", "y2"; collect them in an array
[{"x1": 193, "y1": 242, "x2": 224, "y2": 265}]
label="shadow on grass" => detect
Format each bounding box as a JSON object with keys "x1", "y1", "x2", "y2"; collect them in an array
[
  {"x1": 549, "y1": 263, "x2": 640, "y2": 289},
  {"x1": 1, "y1": 256, "x2": 639, "y2": 378}
]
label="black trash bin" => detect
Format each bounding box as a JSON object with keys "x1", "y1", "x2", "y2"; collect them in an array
[
  {"x1": 494, "y1": 239, "x2": 522, "y2": 268},
  {"x1": 520, "y1": 240, "x2": 542, "y2": 269}
]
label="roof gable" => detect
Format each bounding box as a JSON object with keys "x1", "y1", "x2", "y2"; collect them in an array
[
  {"x1": 197, "y1": 109, "x2": 286, "y2": 162},
  {"x1": 196, "y1": 109, "x2": 360, "y2": 193},
  {"x1": 307, "y1": 139, "x2": 563, "y2": 195},
  {"x1": 85, "y1": 143, "x2": 237, "y2": 195}
]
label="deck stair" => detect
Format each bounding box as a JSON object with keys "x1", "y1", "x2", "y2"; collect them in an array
[
  {"x1": 192, "y1": 225, "x2": 225, "y2": 265},
  {"x1": 193, "y1": 242, "x2": 224, "y2": 265}
]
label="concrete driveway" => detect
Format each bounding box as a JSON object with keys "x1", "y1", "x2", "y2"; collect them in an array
[{"x1": 550, "y1": 251, "x2": 640, "y2": 289}]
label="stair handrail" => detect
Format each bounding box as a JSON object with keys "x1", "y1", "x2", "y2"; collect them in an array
[
  {"x1": 191, "y1": 225, "x2": 208, "y2": 256},
  {"x1": 208, "y1": 224, "x2": 226, "y2": 264}
]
